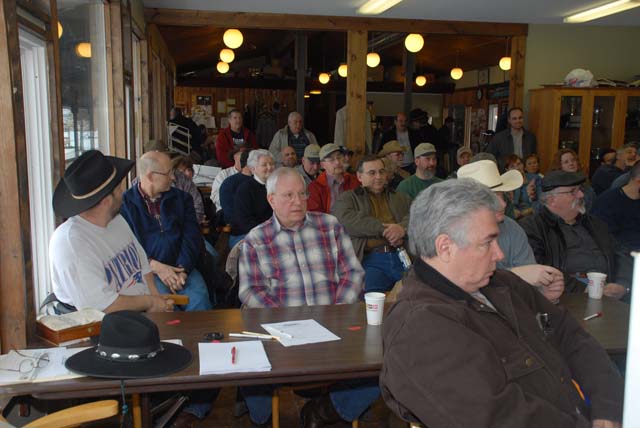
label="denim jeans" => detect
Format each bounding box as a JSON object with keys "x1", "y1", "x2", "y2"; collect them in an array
[
  {"x1": 240, "y1": 379, "x2": 380, "y2": 424},
  {"x1": 362, "y1": 252, "x2": 406, "y2": 293},
  {"x1": 154, "y1": 269, "x2": 212, "y2": 311},
  {"x1": 182, "y1": 389, "x2": 220, "y2": 419}
]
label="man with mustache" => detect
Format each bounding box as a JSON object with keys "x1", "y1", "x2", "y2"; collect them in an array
[
  {"x1": 396, "y1": 143, "x2": 442, "y2": 200},
  {"x1": 519, "y1": 170, "x2": 633, "y2": 300}
]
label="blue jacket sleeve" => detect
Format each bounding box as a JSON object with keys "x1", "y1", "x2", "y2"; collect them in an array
[{"x1": 175, "y1": 190, "x2": 202, "y2": 272}]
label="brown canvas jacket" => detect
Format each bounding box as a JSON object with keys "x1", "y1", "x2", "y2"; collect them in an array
[{"x1": 380, "y1": 259, "x2": 623, "y2": 428}]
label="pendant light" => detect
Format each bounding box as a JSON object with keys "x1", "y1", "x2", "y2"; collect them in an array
[
  {"x1": 366, "y1": 31, "x2": 381, "y2": 68},
  {"x1": 450, "y1": 50, "x2": 463, "y2": 80},
  {"x1": 415, "y1": 75, "x2": 427, "y2": 87},
  {"x1": 75, "y1": 42, "x2": 91, "y2": 58},
  {"x1": 219, "y1": 48, "x2": 235, "y2": 63},
  {"x1": 217, "y1": 61, "x2": 230, "y2": 74},
  {"x1": 319, "y1": 72, "x2": 331, "y2": 84},
  {"x1": 499, "y1": 38, "x2": 511, "y2": 71},
  {"x1": 404, "y1": 33, "x2": 424, "y2": 53},
  {"x1": 223, "y1": 29, "x2": 243, "y2": 49},
  {"x1": 57, "y1": 21, "x2": 63, "y2": 39},
  {"x1": 338, "y1": 64, "x2": 348, "y2": 77}
]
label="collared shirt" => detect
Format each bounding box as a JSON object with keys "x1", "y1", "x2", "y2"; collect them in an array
[
  {"x1": 137, "y1": 183, "x2": 162, "y2": 231},
  {"x1": 327, "y1": 174, "x2": 344, "y2": 210},
  {"x1": 238, "y1": 212, "x2": 364, "y2": 308},
  {"x1": 511, "y1": 129, "x2": 524, "y2": 157}
]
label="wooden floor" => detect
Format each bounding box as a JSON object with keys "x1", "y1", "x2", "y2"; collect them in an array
[{"x1": 183, "y1": 386, "x2": 405, "y2": 428}]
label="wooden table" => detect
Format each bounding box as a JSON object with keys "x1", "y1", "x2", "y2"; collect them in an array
[
  {"x1": 1, "y1": 303, "x2": 381, "y2": 400},
  {"x1": 559, "y1": 293, "x2": 629, "y2": 355}
]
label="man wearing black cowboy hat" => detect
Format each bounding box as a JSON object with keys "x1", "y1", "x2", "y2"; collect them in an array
[{"x1": 49, "y1": 150, "x2": 174, "y2": 313}]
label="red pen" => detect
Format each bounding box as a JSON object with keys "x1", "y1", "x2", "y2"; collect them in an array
[
  {"x1": 583, "y1": 312, "x2": 603, "y2": 321},
  {"x1": 231, "y1": 346, "x2": 237, "y2": 364}
]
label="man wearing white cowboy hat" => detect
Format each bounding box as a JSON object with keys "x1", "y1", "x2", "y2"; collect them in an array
[
  {"x1": 49, "y1": 150, "x2": 174, "y2": 313},
  {"x1": 458, "y1": 160, "x2": 565, "y2": 301}
]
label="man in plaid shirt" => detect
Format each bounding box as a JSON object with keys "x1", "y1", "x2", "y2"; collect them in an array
[{"x1": 238, "y1": 168, "x2": 377, "y2": 428}]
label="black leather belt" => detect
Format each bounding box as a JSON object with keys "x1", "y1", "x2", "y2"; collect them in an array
[{"x1": 367, "y1": 245, "x2": 397, "y2": 254}]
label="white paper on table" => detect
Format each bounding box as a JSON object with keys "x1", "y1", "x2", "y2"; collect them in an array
[
  {"x1": 0, "y1": 347, "x2": 89, "y2": 385},
  {"x1": 198, "y1": 341, "x2": 271, "y2": 375},
  {"x1": 261, "y1": 319, "x2": 341, "y2": 347},
  {"x1": 193, "y1": 165, "x2": 221, "y2": 185}
]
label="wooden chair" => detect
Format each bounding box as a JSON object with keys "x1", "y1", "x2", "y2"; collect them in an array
[
  {"x1": 271, "y1": 385, "x2": 358, "y2": 428},
  {"x1": 0, "y1": 400, "x2": 118, "y2": 428}
]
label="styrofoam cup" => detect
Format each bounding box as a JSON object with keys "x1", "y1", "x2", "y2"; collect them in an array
[
  {"x1": 587, "y1": 272, "x2": 606, "y2": 299},
  {"x1": 364, "y1": 292, "x2": 386, "y2": 325}
]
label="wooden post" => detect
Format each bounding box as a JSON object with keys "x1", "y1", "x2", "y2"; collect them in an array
[
  {"x1": 508, "y1": 35, "x2": 526, "y2": 108},
  {"x1": 295, "y1": 32, "x2": 307, "y2": 116},
  {"x1": 0, "y1": 0, "x2": 30, "y2": 350},
  {"x1": 346, "y1": 29, "x2": 367, "y2": 157},
  {"x1": 109, "y1": 1, "x2": 127, "y2": 158},
  {"x1": 403, "y1": 49, "x2": 415, "y2": 118}
]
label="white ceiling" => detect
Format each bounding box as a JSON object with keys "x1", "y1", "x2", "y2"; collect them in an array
[{"x1": 143, "y1": 0, "x2": 640, "y2": 26}]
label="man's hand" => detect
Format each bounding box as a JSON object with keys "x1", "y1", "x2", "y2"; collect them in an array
[
  {"x1": 592, "y1": 419, "x2": 621, "y2": 428},
  {"x1": 150, "y1": 260, "x2": 185, "y2": 292},
  {"x1": 526, "y1": 178, "x2": 537, "y2": 201},
  {"x1": 510, "y1": 265, "x2": 565, "y2": 302},
  {"x1": 147, "y1": 295, "x2": 174, "y2": 312},
  {"x1": 382, "y1": 223, "x2": 405, "y2": 247},
  {"x1": 604, "y1": 283, "x2": 627, "y2": 300}
]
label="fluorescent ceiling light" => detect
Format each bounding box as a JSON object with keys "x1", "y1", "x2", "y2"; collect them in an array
[
  {"x1": 357, "y1": 0, "x2": 403, "y2": 15},
  {"x1": 564, "y1": 0, "x2": 640, "y2": 23}
]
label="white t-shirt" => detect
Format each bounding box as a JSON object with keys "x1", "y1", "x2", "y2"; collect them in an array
[{"x1": 49, "y1": 214, "x2": 151, "y2": 311}]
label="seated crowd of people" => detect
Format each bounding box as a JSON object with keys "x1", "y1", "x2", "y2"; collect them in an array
[{"x1": 47, "y1": 105, "x2": 638, "y2": 428}]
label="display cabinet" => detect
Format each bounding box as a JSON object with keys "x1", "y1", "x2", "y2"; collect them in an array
[{"x1": 528, "y1": 87, "x2": 640, "y2": 175}]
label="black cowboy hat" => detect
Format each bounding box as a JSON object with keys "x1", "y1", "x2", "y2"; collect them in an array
[
  {"x1": 53, "y1": 150, "x2": 134, "y2": 218},
  {"x1": 65, "y1": 311, "x2": 192, "y2": 379}
]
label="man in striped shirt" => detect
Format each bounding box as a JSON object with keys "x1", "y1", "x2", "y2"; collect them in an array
[{"x1": 238, "y1": 167, "x2": 377, "y2": 428}]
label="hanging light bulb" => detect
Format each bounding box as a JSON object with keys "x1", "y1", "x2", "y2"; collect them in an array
[
  {"x1": 404, "y1": 33, "x2": 424, "y2": 53},
  {"x1": 415, "y1": 75, "x2": 427, "y2": 86},
  {"x1": 217, "y1": 61, "x2": 230, "y2": 74},
  {"x1": 450, "y1": 67, "x2": 463, "y2": 80},
  {"x1": 223, "y1": 29, "x2": 243, "y2": 49},
  {"x1": 366, "y1": 52, "x2": 380, "y2": 68},
  {"x1": 75, "y1": 42, "x2": 91, "y2": 58},
  {"x1": 338, "y1": 63, "x2": 348, "y2": 78},
  {"x1": 219, "y1": 48, "x2": 235, "y2": 63},
  {"x1": 304, "y1": 94, "x2": 310, "y2": 99},
  {"x1": 57, "y1": 21, "x2": 63, "y2": 39},
  {"x1": 499, "y1": 56, "x2": 511, "y2": 71},
  {"x1": 310, "y1": 90, "x2": 322, "y2": 95},
  {"x1": 319, "y1": 72, "x2": 331, "y2": 84}
]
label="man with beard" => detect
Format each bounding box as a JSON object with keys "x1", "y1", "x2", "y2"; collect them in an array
[
  {"x1": 519, "y1": 170, "x2": 633, "y2": 299},
  {"x1": 280, "y1": 145, "x2": 298, "y2": 167},
  {"x1": 49, "y1": 150, "x2": 173, "y2": 313},
  {"x1": 396, "y1": 143, "x2": 442, "y2": 200}
]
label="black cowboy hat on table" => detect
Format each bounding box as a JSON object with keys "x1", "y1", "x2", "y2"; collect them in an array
[
  {"x1": 53, "y1": 150, "x2": 135, "y2": 218},
  {"x1": 65, "y1": 311, "x2": 192, "y2": 379}
]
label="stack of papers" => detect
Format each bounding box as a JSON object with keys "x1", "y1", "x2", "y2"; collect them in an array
[
  {"x1": 0, "y1": 347, "x2": 89, "y2": 385},
  {"x1": 198, "y1": 341, "x2": 271, "y2": 375},
  {"x1": 261, "y1": 319, "x2": 341, "y2": 347},
  {"x1": 193, "y1": 165, "x2": 221, "y2": 185}
]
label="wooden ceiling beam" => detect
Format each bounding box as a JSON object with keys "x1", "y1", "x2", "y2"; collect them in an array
[{"x1": 144, "y1": 9, "x2": 528, "y2": 36}]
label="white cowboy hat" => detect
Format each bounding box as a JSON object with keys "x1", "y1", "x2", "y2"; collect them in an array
[{"x1": 457, "y1": 159, "x2": 523, "y2": 192}]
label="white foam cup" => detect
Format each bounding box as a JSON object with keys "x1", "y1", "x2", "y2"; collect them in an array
[
  {"x1": 365, "y1": 292, "x2": 386, "y2": 325},
  {"x1": 587, "y1": 272, "x2": 606, "y2": 299}
]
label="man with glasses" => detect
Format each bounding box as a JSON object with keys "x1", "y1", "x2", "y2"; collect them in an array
[
  {"x1": 333, "y1": 155, "x2": 411, "y2": 293},
  {"x1": 520, "y1": 170, "x2": 633, "y2": 300},
  {"x1": 308, "y1": 144, "x2": 359, "y2": 213},
  {"x1": 121, "y1": 151, "x2": 212, "y2": 311},
  {"x1": 238, "y1": 167, "x2": 376, "y2": 428}
]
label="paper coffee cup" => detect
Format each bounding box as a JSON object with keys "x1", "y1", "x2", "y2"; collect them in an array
[
  {"x1": 365, "y1": 292, "x2": 386, "y2": 325},
  {"x1": 587, "y1": 272, "x2": 606, "y2": 299}
]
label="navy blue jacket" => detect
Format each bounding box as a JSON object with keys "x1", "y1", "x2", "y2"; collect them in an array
[{"x1": 121, "y1": 186, "x2": 201, "y2": 272}]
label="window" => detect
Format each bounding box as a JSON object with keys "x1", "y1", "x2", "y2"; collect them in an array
[{"x1": 58, "y1": 0, "x2": 109, "y2": 163}]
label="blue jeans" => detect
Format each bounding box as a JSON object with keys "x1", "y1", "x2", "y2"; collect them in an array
[
  {"x1": 182, "y1": 389, "x2": 220, "y2": 419},
  {"x1": 154, "y1": 269, "x2": 212, "y2": 311},
  {"x1": 240, "y1": 379, "x2": 380, "y2": 424},
  {"x1": 362, "y1": 252, "x2": 405, "y2": 293}
]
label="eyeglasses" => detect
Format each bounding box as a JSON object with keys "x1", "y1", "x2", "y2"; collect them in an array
[
  {"x1": 152, "y1": 169, "x2": 175, "y2": 177},
  {"x1": 363, "y1": 169, "x2": 387, "y2": 177},
  {"x1": 276, "y1": 191, "x2": 310, "y2": 202},
  {"x1": 550, "y1": 186, "x2": 582, "y2": 196},
  {"x1": 0, "y1": 350, "x2": 50, "y2": 380}
]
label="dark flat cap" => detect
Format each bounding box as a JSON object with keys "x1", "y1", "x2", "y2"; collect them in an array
[{"x1": 541, "y1": 170, "x2": 586, "y2": 192}]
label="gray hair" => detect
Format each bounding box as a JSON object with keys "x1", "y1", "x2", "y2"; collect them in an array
[
  {"x1": 408, "y1": 178, "x2": 501, "y2": 258},
  {"x1": 288, "y1": 111, "x2": 302, "y2": 122},
  {"x1": 137, "y1": 155, "x2": 159, "y2": 176},
  {"x1": 247, "y1": 149, "x2": 273, "y2": 168},
  {"x1": 266, "y1": 167, "x2": 305, "y2": 195}
]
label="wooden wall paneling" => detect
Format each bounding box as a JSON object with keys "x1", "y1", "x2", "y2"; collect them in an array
[
  {"x1": 508, "y1": 35, "x2": 526, "y2": 109},
  {"x1": 612, "y1": 94, "x2": 627, "y2": 149},
  {"x1": 103, "y1": 2, "x2": 115, "y2": 155},
  {"x1": 109, "y1": 1, "x2": 126, "y2": 158},
  {"x1": 346, "y1": 29, "x2": 367, "y2": 157},
  {"x1": 144, "y1": 9, "x2": 528, "y2": 36},
  {"x1": 140, "y1": 39, "x2": 149, "y2": 150},
  {"x1": 0, "y1": 0, "x2": 31, "y2": 349}
]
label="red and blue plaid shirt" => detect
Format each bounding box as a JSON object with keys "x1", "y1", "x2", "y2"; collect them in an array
[{"x1": 238, "y1": 212, "x2": 364, "y2": 307}]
